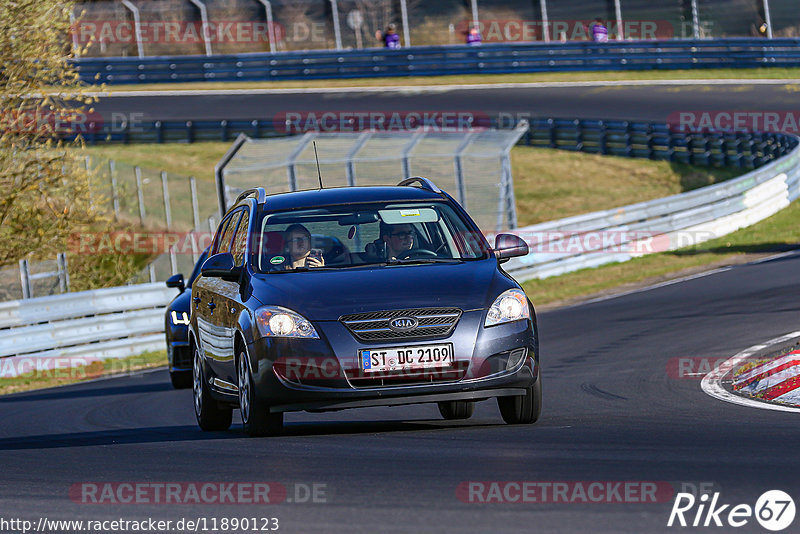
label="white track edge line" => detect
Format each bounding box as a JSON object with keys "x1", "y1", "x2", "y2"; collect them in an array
[
  {"x1": 557, "y1": 249, "x2": 800, "y2": 310},
  {"x1": 85, "y1": 78, "x2": 800, "y2": 98},
  {"x1": 701, "y1": 331, "x2": 800, "y2": 413}
]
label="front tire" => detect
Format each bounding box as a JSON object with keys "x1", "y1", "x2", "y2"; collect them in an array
[
  {"x1": 193, "y1": 345, "x2": 232, "y2": 431},
  {"x1": 437, "y1": 400, "x2": 474, "y2": 420},
  {"x1": 238, "y1": 350, "x2": 283, "y2": 437},
  {"x1": 498, "y1": 368, "x2": 542, "y2": 424}
]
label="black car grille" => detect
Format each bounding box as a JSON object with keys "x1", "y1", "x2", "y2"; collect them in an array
[
  {"x1": 344, "y1": 361, "x2": 470, "y2": 388},
  {"x1": 340, "y1": 307, "x2": 462, "y2": 342}
]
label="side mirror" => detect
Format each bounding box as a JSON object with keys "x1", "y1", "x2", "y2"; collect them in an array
[
  {"x1": 494, "y1": 233, "x2": 529, "y2": 263},
  {"x1": 166, "y1": 273, "x2": 185, "y2": 293},
  {"x1": 201, "y1": 252, "x2": 242, "y2": 282}
]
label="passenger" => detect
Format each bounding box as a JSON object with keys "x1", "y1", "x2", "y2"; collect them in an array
[
  {"x1": 284, "y1": 224, "x2": 324, "y2": 269},
  {"x1": 380, "y1": 222, "x2": 415, "y2": 259}
]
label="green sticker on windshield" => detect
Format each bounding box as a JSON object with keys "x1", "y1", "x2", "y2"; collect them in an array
[{"x1": 270, "y1": 256, "x2": 285, "y2": 265}]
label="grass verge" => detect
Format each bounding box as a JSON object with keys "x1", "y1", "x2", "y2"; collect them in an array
[
  {"x1": 88, "y1": 68, "x2": 800, "y2": 92},
  {"x1": 0, "y1": 350, "x2": 167, "y2": 396}
]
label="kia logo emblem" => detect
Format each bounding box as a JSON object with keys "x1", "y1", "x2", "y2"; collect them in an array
[{"x1": 389, "y1": 317, "x2": 418, "y2": 332}]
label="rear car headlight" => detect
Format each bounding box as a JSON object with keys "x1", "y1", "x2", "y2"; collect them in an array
[
  {"x1": 255, "y1": 306, "x2": 319, "y2": 339},
  {"x1": 484, "y1": 289, "x2": 530, "y2": 327}
]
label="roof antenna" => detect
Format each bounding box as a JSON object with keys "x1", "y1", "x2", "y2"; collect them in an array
[{"x1": 313, "y1": 141, "x2": 324, "y2": 189}]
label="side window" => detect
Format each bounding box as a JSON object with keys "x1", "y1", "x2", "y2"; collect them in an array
[
  {"x1": 231, "y1": 209, "x2": 250, "y2": 267},
  {"x1": 214, "y1": 211, "x2": 242, "y2": 255}
]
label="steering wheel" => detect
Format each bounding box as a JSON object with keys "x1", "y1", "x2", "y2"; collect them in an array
[{"x1": 398, "y1": 248, "x2": 438, "y2": 260}]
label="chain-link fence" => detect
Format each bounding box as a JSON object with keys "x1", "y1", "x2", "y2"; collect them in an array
[
  {"x1": 220, "y1": 124, "x2": 527, "y2": 232},
  {"x1": 83, "y1": 156, "x2": 222, "y2": 286},
  {"x1": 72, "y1": 0, "x2": 800, "y2": 58}
]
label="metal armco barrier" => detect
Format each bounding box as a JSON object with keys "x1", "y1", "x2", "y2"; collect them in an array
[
  {"x1": 0, "y1": 283, "x2": 178, "y2": 377},
  {"x1": 500, "y1": 135, "x2": 800, "y2": 281},
  {"x1": 76, "y1": 116, "x2": 792, "y2": 174},
  {"x1": 75, "y1": 39, "x2": 800, "y2": 85}
]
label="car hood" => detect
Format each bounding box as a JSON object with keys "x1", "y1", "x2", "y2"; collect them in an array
[{"x1": 250, "y1": 260, "x2": 507, "y2": 321}]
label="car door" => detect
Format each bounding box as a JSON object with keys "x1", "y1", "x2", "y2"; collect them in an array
[
  {"x1": 194, "y1": 209, "x2": 243, "y2": 390},
  {"x1": 215, "y1": 205, "x2": 253, "y2": 386}
]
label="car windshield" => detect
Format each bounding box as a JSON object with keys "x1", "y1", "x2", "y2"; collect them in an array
[{"x1": 253, "y1": 202, "x2": 490, "y2": 273}]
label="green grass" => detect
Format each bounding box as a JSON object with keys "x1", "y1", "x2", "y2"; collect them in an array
[
  {"x1": 88, "y1": 67, "x2": 800, "y2": 92},
  {"x1": 511, "y1": 148, "x2": 741, "y2": 225},
  {"x1": 0, "y1": 350, "x2": 167, "y2": 396}
]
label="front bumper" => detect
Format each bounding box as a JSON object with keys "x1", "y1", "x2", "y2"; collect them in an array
[{"x1": 243, "y1": 310, "x2": 538, "y2": 413}]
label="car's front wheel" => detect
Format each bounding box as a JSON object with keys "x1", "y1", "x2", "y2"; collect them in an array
[
  {"x1": 238, "y1": 350, "x2": 283, "y2": 437},
  {"x1": 193, "y1": 345, "x2": 232, "y2": 431},
  {"x1": 437, "y1": 400, "x2": 474, "y2": 420},
  {"x1": 498, "y1": 368, "x2": 542, "y2": 424}
]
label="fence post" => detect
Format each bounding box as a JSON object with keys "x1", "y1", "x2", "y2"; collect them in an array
[
  {"x1": 57, "y1": 253, "x2": 70, "y2": 293},
  {"x1": 19, "y1": 259, "x2": 32, "y2": 299},
  {"x1": 169, "y1": 245, "x2": 178, "y2": 275},
  {"x1": 188, "y1": 0, "x2": 213, "y2": 55},
  {"x1": 453, "y1": 131, "x2": 478, "y2": 209},
  {"x1": 109, "y1": 159, "x2": 120, "y2": 219},
  {"x1": 763, "y1": 0, "x2": 774, "y2": 39},
  {"x1": 401, "y1": 130, "x2": 424, "y2": 179},
  {"x1": 84, "y1": 155, "x2": 94, "y2": 209},
  {"x1": 614, "y1": 0, "x2": 624, "y2": 40},
  {"x1": 539, "y1": 0, "x2": 550, "y2": 43},
  {"x1": 258, "y1": 0, "x2": 277, "y2": 54},
  {"x1": 399, "y1": 0, "x2": 411, "y2": 47},
  {"x1": 329, "y1": 0, "x2": 343, "y2": 50},
  {"x1": 345, "y1": 131, "x2": 371, "y2": 186},
  {"x1": 135, "y1": 165, "x2": 146, "y2": 225},
  {"x1": 161, "y1": 171, "x2": 172, "y2": 229},
  {"x1": 190, "y1": 176, "x2": 201, "y2": 262},
  {"x1": 120, "y1": 0, "x2": 145, "y2": 58}
]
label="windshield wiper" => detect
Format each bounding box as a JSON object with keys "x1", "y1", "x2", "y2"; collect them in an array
[
  {"x1": 386, "y1": 258, "x2": 463, "y2": 265},
  {"x1": 265, "y1": 266, "x2": 309, "y2": 274}
]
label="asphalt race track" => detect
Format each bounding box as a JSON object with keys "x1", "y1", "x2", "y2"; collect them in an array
[
  {"x1": 2, "y1": 251, "x2": 798, "y2": 533},
  {"x1": 91, "y1": 82, "x2": 800, "y2": 124}
]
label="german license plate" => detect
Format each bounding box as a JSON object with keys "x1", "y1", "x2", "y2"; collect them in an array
[{"x1": 359, "y1": 344, "x2": 454, "y2": 373}]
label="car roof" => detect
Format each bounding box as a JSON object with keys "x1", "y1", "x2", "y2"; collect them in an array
[{"x1": 243, "y1": 185, "x2": 447, "y2": 212}]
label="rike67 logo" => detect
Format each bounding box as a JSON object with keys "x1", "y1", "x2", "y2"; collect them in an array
[{"x1": 668, "y1": 490, "x2": 795, "y2": 531}]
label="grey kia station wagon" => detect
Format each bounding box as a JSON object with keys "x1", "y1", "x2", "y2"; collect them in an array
[{"x1": 190, "y1": 178, "x2": 540, "y2": 436}]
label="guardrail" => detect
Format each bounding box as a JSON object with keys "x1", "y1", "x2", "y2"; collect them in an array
[
  {"x1": 0, "y1": 283, "x2": 177, "y2": 377},
  {"x1": 77, "y1": 116, "x2": 791, "y2": 171},
  {"x1": 75, "y1": 38, "x2": 800, "y2": 85},
  {"x1": 500, "y1": 135, "x2": 800, "y2": 281}
]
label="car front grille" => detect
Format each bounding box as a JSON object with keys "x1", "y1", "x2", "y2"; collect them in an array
[
  {"x1": 344, "y1": 360, "x2": 469, "y2": 388},
  {"x1": 340, "y1": 307, "x2": 462, "y2": 342}
]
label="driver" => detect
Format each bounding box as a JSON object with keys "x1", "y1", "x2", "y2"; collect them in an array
[{"x1": 380, "y1": 222, "x2": 415, "y2": 260}]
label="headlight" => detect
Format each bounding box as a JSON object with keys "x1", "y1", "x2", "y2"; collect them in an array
[
  {"x1": 255, "y1": 306, "x2": 319, "y2": 339},
  {"x1": 484, "y1": 289, "x2": 530, "y2": 327},
  {"x1": 170, "y1": 311, "x2": 190, "y2": 326}
]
